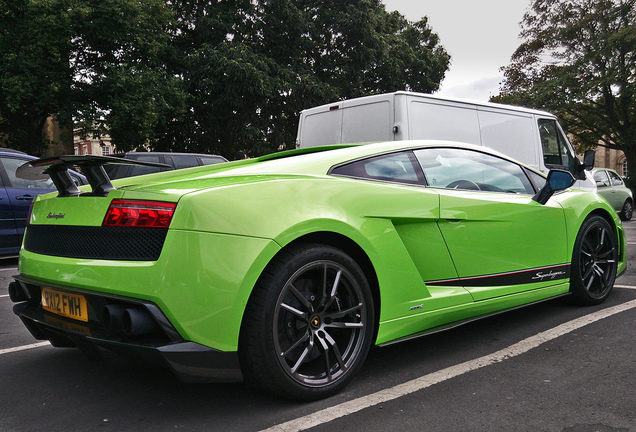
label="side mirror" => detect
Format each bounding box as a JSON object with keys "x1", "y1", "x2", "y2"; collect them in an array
[
  {"x1": 583, "y1": 150, "x2": 595, "y2": 171},
  {"x1": 533, "y1": 169, "x2": 576, "y2": 205}
]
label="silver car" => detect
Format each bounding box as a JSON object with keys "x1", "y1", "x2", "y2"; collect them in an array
[{"x1": 592, "y1": 168, "x2": 633, "y2": 221}]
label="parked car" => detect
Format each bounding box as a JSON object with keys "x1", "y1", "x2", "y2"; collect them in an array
[
  {"x1": 103, "y1": 152, "x2": 228, "y2": 179},
  {"x1": 592, "y1": 168, "x2": 633, "y2": 221},
  {"x1": 0, "y1": 149, "x2": 87, "y2": 257},
  {"x1": 10, "y1": 141, "x2": 625, "y2": 400}
]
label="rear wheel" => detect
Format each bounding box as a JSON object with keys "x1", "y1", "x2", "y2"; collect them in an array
[
  {"x1": 240, "y1": 243, "x2": 374, "y2": 400},
  {"x1": 620, "y1": 199, "x2": 632, "y2": 221},
  {"x1": 570, "y1": 215, "x2": 618, "y2": 305}
]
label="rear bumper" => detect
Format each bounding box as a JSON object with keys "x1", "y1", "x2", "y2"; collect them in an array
[{"x1": 11, "y1": 278, "x2": 242, "y2": 383}]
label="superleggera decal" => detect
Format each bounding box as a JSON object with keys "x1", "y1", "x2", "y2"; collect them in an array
[{"x1": 426, "y1": 264, "x2": 571, "y2": 288}]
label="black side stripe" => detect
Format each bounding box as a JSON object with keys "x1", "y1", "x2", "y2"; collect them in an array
[{"x1": 426, "y1": 264, "x2": 571, "y2": 288}]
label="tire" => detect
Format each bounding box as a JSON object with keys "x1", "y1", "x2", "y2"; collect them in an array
[
  {"x1": 620, "y1": 199, "x2": 632, "y2": 221},
  {"x1": 239, "y1": 243, "x2": 375, "y2": 401},
  {"x1": 570, "y1": 215, "x2": 618, "y2": 305}
]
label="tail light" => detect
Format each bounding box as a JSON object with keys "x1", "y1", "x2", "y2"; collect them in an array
[{"x1": 103, "y1": 200, "x2": 177, "y2": 228}]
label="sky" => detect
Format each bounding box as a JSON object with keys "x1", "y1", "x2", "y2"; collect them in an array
[{"x1": 381, "y1": 0, "x2": 532, "y2": 101}]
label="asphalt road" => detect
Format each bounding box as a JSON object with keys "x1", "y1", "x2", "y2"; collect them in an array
[{"x1": 1, "y1": 222, "x2": 635, "y2": 432}]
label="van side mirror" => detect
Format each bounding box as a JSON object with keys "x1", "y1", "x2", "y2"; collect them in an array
[
  {"x1": 533, "y1": 169, "x2": 576, "y2": 205},
  {"x1": 583, "y1": 150, "x2": 595, "y2": 170}
]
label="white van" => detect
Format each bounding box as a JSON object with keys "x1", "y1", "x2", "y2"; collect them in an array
[{"x1": 296, "y1": 91, "x2": 593, "y2": 187}]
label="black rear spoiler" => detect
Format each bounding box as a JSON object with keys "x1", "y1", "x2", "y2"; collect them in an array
[{"x1": 16, "y1": 155, "x2": 170, "y2": 197}]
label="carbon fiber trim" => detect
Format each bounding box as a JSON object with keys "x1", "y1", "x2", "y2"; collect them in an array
[{"x1": 24, "y1": 224, "x2": 168, "y2": 261}]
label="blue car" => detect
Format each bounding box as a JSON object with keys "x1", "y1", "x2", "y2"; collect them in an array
[{"x1": 0, "y1": 149, "x2": 87, "y2": 256}]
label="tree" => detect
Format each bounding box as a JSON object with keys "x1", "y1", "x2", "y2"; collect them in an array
[
  {"x1": 0, "y1": 0, "x2": 178, "y2": 154},
  {"x1": 1, "y1": 0, "x2": 450, "y2": 158},
  {"x1": 493, "y1": 0, "x2": 636, "y2": 186},
  {"x1": 251, "y1": 1, "x2": 450, "y2": 154},
  {"x1": 0, "y1": 0, "x2": 74, "y2": 155},
  {"x1": 68, "y1": 0, "x2": 181, "y2": 151},
  {"x1": 156, "y1": 0, "x2": 450, "y2": 157}
]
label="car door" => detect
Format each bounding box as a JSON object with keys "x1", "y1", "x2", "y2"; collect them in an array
[
  {"x1": 593, "y1": 170, "x2": 619, "y2": 209},
  {"x1": 329, "y1": 150, "x2": 472, "y2": 311},
  {"x1": 606, "y1": 170, "x2": 628, "y2": 209},
  {"x1": 414, "y1": 147, "x2": 570, "y2": 301},
  {"x1": 0, "y1": 155, "x2": 55, "y2": 244}
]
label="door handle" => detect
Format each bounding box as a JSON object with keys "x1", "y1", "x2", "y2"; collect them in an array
[{"x1": 16, "y1": 195, "x2": 34, "y2": 201}]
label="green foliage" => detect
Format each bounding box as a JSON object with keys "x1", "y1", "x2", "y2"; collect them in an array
[
  {"x1": 0, "y1": 0, "x2": 74, "y2": 154},
  {"x1": 0, "y1": 0, "x2": 450, "y2": 158},
  {"x1": 494, "y1": 0, "x2": 636, "y2": 184}
]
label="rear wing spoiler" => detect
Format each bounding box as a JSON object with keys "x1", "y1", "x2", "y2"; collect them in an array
[{"x1": 16, "y1": 155, "x2": 169, "y2": 197}]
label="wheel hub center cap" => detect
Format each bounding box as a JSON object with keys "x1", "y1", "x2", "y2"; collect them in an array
[{"x1": 310, "y1": 315, "x2": 322, "y2": 329}]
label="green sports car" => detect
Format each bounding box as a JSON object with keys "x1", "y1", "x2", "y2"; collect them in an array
[{"x1": 9, "y1": 141, "x2": 625, "y2": 400}]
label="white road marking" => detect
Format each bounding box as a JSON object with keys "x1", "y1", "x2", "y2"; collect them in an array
[
  {"x1": 0, "y1": 267, "x2": 17, "y2": 272},
  {"x1": 0, "y1": 342, "x2": 50, "y2": 356},
  {"x1": 0, "y1": 294, "x2": 9, "y2": 298},
  {"x1": 260, "y1": 298, "x2": 636, "y2": 432}
]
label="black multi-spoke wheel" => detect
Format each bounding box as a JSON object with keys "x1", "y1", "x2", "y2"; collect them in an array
[
  {"x1": 240, "y1": 243, "x2": 374, "y2": 400},
  {"x1": 570, "y1": 215, "x2": 618, "y2": 305},
  {"x1": 620, "y1": 199, "x2": 632, "y2": 221}
]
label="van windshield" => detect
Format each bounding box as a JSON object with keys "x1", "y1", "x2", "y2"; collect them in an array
[{"x1": 539, "y1": 119, "x2": 578, "y2": 173}]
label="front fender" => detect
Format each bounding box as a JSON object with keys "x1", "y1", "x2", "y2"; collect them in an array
[{"x1": 555, "y1": 190, "x2": 626, "y2": 274}]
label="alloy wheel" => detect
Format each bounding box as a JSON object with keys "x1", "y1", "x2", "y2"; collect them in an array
[
  {"x1": 578, "y1": 222, "x2": 617, "y2": 299},
  {"x1": 273, "y1": 260, "x2": 368, "y2": 387}
]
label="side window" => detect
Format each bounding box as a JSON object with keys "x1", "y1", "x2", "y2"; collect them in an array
[
  {"x1": 200, "y1": 156, "x2": 227, "y2": 165},
  {"x1": 538, "y1": 119, "x2": 577, "y2": 172},
  {"x1": 526, "y1": 169, "x2": 547, "y2": 191},
  {"x1": 330, "y1": 151, "x2": 422, "y2": 184},
  {"x1": 608, "y1": 170, "x2": 624, "y2": 186},
  {"x1": 593, "y1": 170, "x2": 610, "y2": 187},
  {"x1": 169, "y1": 155, "x2": 199, "y2": 170},
  {"x1": 414, "y1": 148, "x2": 535, "y2": 194},
  {"x1": 128, "y1": 155, "x2": 163, "y2": 177},
  {"x1": 0, "y1": 157, "x2": 54, "y2": 189}
]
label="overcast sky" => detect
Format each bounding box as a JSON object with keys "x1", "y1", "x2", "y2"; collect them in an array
[{"x1": 382, "y1": 0, "x2": 531, "y2": 101}]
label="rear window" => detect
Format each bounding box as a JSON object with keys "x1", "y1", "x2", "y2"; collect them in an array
[{"x1": 330, "y1": 151, "x2": 422, "y2": 184}]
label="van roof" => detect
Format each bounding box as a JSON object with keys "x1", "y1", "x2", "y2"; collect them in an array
[{"x1": 301, "y1": 91, "x2": 557, "y2": 118}]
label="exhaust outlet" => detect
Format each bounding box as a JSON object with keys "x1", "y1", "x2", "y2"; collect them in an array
[
  {"x1": 8, "y1": 282, "x2": 28, "y2": 303},
  {"x1": 102, "y1": 304, "x2": 125, "y2": 331},
  {"x1": 122, "y1": 308, "x2": 159, "y2": 337}
]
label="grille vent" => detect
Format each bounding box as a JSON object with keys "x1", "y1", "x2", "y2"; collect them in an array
[{"x1": 24, "y1": 225, "x2": 168, "y2": 261}]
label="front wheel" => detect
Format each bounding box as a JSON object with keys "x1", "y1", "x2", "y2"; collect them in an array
[
  {"x1": 239, "y1": 243, "x2": 375, "y2": 400},
  {"x1": 570, "y1": 215, "x2": 618, "y2": 305}
]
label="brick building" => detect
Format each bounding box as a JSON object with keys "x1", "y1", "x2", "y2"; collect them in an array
[
  {"x1": 593, "y1": 146, "x2": 628, "y2": 178},
  {"x1": 73, "y1": 130, "x2": 112, "y2": 156}
]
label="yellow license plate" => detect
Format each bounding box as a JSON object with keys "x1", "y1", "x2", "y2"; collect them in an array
[{"x1": 41, "y1": 287, "x2": 88, "y2": 322}]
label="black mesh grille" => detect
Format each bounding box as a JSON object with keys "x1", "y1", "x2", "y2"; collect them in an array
[{"x1": 24, "y1": 225, "x2": 168, "y2": 261}]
